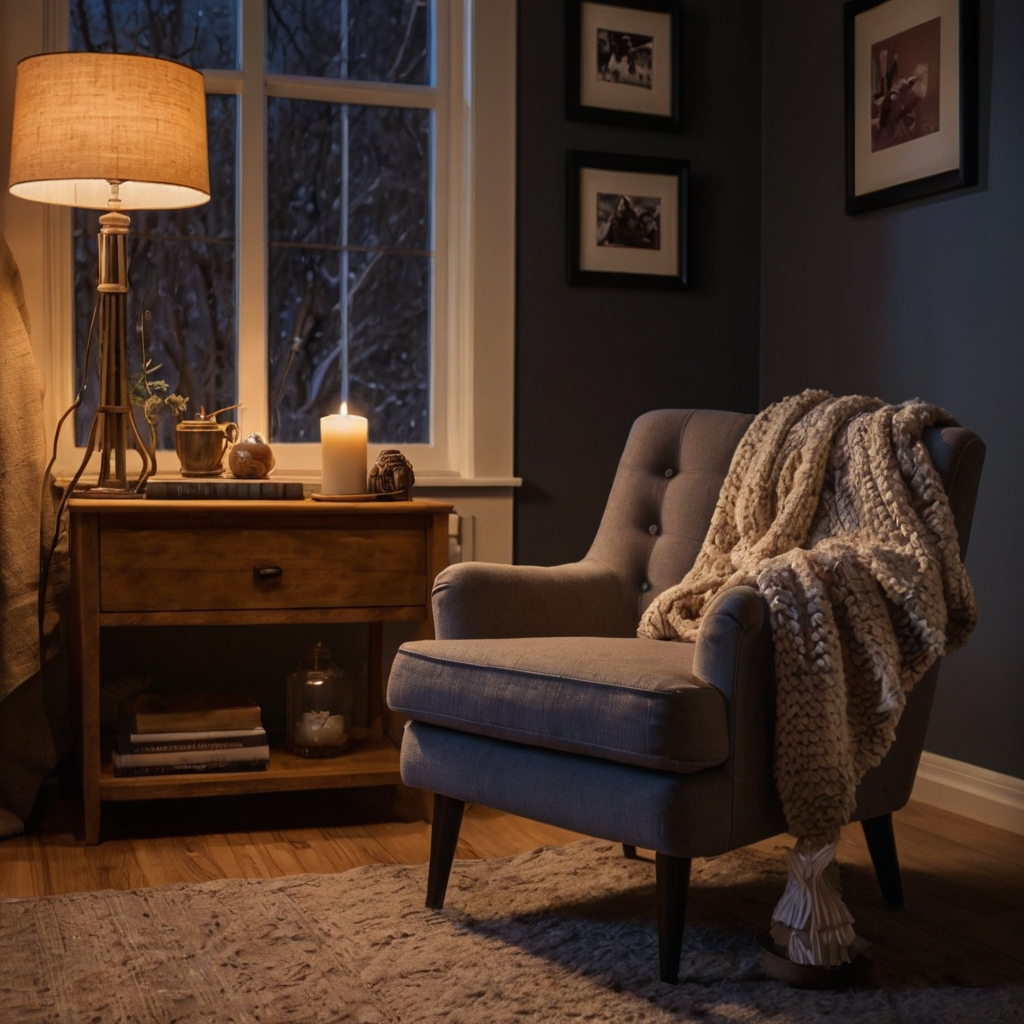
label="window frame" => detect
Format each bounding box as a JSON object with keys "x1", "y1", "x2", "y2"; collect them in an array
[{"x1": 30, "y1": 0, "x2": 515, "y2": 487}]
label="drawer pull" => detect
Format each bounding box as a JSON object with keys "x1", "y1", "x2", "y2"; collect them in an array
[{"x1": 254, "y1": 565, "x2": 283, "y2": 581}]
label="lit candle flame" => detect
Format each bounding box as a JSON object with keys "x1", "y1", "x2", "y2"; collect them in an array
[{"x1": 340, "y1": 401, "x2": 347, "y2": 416}]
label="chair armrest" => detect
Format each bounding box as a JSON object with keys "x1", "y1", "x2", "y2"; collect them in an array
[
  {"x1": 431, "y1": 559, "x2": 637, "y2": 640},
  {"x1": 692, "y1": 585, "x2": 771, "y2": 700},
  {"x1": 692, "y1": 585, "x2": 786, "y2": 846}
]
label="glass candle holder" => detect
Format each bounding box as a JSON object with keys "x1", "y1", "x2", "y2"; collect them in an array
[{"x1": 286, "y1": 642, "x2": 353, "y2": 757}]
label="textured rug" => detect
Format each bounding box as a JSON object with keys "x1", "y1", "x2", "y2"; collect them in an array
[{"x1": 2, "y1": 839, "x2": 1021, "y2": 1023}]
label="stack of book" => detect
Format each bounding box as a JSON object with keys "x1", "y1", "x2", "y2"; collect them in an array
[{"x1": 112, "y1": 692, "x2": 270, "y2": 777}]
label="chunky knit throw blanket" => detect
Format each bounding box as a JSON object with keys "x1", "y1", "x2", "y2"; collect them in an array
[{"x1": 638, "y1": 390, "x2": 978, "y2": 844}]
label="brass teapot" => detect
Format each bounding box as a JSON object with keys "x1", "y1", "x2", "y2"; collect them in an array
[{"x1": 175, "y1": 418, "x2": 239, "y2": 477}]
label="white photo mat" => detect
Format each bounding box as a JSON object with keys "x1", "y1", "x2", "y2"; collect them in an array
[
  {"x1": 579, "y1": 166, "x2": 679, "y2": 277},
  {"x1": 853, "y1": 0, "x2": 961, "y2": 197},
  {"x1": 579, "y1": 2, "x2": 673, "y2": 116}
]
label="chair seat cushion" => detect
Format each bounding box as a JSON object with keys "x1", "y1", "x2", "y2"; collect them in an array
[{"x1": 388, "y1": 636, "x2": 729, "y2": 773}]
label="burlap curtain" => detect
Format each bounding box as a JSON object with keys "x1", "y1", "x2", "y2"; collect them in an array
[{"x1": 0, "y1": 231, "x2": 67, "y2": 839}]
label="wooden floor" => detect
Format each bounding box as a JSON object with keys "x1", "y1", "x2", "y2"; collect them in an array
[{"x1": 2, "y1": 787, "x2": 1023, "y2": 970}]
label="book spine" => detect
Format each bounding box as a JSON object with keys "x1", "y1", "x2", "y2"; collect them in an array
[
  {"x1": 119, "y1": 736, "x2": 268, "y2": 755},
  {"x1": 132, "y1": 710, "x2": 264, "y2": 734},
  {"x1": 123, "y1": 727, "x2": 267, "y2": 745},
  {"x1": 113, "y1": 745, "x2": 271, "y2": 768},
  {"x1": 112, "y1": 761, "x2": 270, "y2": 778},
  {"x1": 145, "y1": 481, "x2": 304, "y2": 500}
]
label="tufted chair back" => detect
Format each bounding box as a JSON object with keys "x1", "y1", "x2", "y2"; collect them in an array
[
  {"x1": 585, "y1": 409, "x2": 982, "y2": 625},
  {"x1": 587, "y1": 409, "x2": 753, "y2": 621}
]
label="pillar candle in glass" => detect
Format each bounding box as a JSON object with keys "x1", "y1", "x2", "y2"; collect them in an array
[{"x1": 320, "y1": 403, "x2": 368, "y2": 495}]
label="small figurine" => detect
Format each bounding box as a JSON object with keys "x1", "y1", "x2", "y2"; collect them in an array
[
  {"x1": 229, "y1": 432, "x2": 276, "y2": 479},
  {"x1": 368, "y1": 449, "x2": 415, "y2": 499}
]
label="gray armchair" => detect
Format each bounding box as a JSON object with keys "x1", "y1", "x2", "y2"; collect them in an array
[{"x1": 387, "y1": 409, "x2": 984, "y2": 983}]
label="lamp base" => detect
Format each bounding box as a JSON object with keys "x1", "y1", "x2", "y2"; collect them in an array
[{"x1": 59, "y1": 209, "x2": 153, "y2": 500}]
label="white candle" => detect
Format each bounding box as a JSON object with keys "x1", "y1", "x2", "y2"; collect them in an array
[{"x1": 320, "y1": 402, "x2": 368, "y2": 495}]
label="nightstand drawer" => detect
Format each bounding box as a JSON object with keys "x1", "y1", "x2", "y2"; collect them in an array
[{"x1": 99, "y1": 527, "x2": 428, "y2": 612}]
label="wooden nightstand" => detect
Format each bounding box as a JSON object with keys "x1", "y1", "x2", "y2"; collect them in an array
[{"x1": 68, "y1": 497, "x2": 452, "y2": 844}]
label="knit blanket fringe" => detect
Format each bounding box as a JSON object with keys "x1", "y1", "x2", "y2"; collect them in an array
[
  {"x1": 638, "y1": 389, "x2": 978, "y2": 844},
  {"x1": 770, "y1": 841, "x2": 856, "y2": 967}
]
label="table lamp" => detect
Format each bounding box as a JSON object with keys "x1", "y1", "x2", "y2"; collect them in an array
[{"x1": 8, "y1": 52, "x2": 210, "y2": 496}]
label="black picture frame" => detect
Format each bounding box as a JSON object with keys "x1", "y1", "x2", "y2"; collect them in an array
[
  {"x1": 566, "y1": 0, "x2": 683, "y2": 132},
  {"x1": 844, "y1": 0, "x2": 979, "y2": 214},
  {"x1": 567, "y1": 151, "x2": 690, "y2": 289}
]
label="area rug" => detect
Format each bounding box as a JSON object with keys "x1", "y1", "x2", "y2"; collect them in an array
[{"x1": 1, "y1": 839, "x2": 1021, "y2": 1023}]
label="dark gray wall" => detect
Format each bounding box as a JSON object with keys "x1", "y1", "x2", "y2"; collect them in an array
[
  {"x1": 762, "y1": 1, "x2": 1024, "y2": 778},
  {"x1": 514, "y1": 0, "x2": 762, "y2": 566}
]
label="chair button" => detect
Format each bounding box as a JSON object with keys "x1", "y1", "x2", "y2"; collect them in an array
[
  {"x1": 664, "y1": 468, "x2": 674, "y2": 478},
  {"x1": 641, "y1": 581, "x2": 651, "y2": 592},
  {"x1": 648, "y1": 524, "x2": 659, "y2": 536}
]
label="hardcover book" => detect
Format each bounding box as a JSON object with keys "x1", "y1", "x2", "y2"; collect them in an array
[
  {"x1": 145, "y1": 479, "x2": 304, "y2": 500},
  {"x1": 125, "y1": 692, "x2": 263, "y2": 735},
  {"x1": 111, "y1": 745, "x2": 271, "y2": 769},
  {"x1": 111, "y1": 758, "x2": 270, "y2": 778},
  {"x1": 116, "y1": 726, "x2": 268, "y2": 755}
]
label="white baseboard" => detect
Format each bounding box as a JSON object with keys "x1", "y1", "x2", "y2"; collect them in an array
[{"x1": 912, "y1": 751, "x2": 1024, "y2": 836}]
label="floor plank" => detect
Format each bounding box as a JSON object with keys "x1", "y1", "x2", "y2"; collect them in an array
[
  {"x1": 83, "y1": 839, "x2": 149, "y2": 891},
  {"x1": 0, "y1": 845, "x2": 35, "y2": 899},
  {"x1": 218, "y1": 832, "x2": 277, "y2": 879},
  {"x1": 897, "y1": 799, "x2": 1024, "y2": 869},
  {"x1": 32, "y1": 833, "x2": 101, "y2": 896}
]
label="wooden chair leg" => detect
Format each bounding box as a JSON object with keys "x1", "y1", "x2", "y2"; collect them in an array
[
  {"x1": 426, "y1": 794, "x2": 465, "y2": 909},
  {"x1": 861, "y1": 812, "x2": 905, "y2": 909},
  {"x1": 622, "y1": 844, "x2": 637, "y2": 859},
  {"x1": 655, "y1": 852, "x2": 692, "y2": 984}
]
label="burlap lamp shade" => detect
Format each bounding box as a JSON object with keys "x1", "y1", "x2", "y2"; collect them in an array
[{"x1": 8, "y1": 52, "x2": 209, "y2": 210}]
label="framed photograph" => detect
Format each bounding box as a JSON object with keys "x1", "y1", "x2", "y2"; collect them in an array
[
  {"x1": 566, "y1": 0, "x2": 683, "y2": 132},
  {"x1": 845, "y1": 0, "x2": 979, "y2": 214},
  {"x1": 567, "y1": 151, "x2": 689, "y2": 289}
]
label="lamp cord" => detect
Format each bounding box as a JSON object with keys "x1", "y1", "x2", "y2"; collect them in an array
[{"x1": 37, "y1": 293, "x2": 100, "y2": 688}]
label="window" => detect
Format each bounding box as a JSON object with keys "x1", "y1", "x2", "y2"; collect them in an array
[{"x1": 56, "y1": 0, "x2": 495, "y2": 477}]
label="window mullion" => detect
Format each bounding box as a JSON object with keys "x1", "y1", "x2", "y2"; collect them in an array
[
  {"x1": 339, "y1": 3, "x2": 350, "y2": 407},
  {"x1": 236, "y1": 0, "x2": 269, "y2": 441},
  {"x1": 265, "y1": 74, "x2": 437, "y2": 108},
  {"x1": 202, "y1": 69, "x2": 243, "y2": 94}
]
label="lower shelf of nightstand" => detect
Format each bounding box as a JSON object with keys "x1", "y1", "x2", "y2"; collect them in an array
[{"x1": 99, "y1": 735, "x2": 402, "y2": 801}]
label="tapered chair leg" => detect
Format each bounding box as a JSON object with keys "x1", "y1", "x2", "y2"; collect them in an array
[
  {"x1": 622, "y1": 844, "x2": 638, "y2": 859},
  {"x1": 655, "y1": 852, "x2": 692, "y2": 984},
  {"x1": 861, "y1": 813, "x2": 905, "y2": 909},
  {"x1": 426, "y1": 794, "x2": 466, "y2": 909}
]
